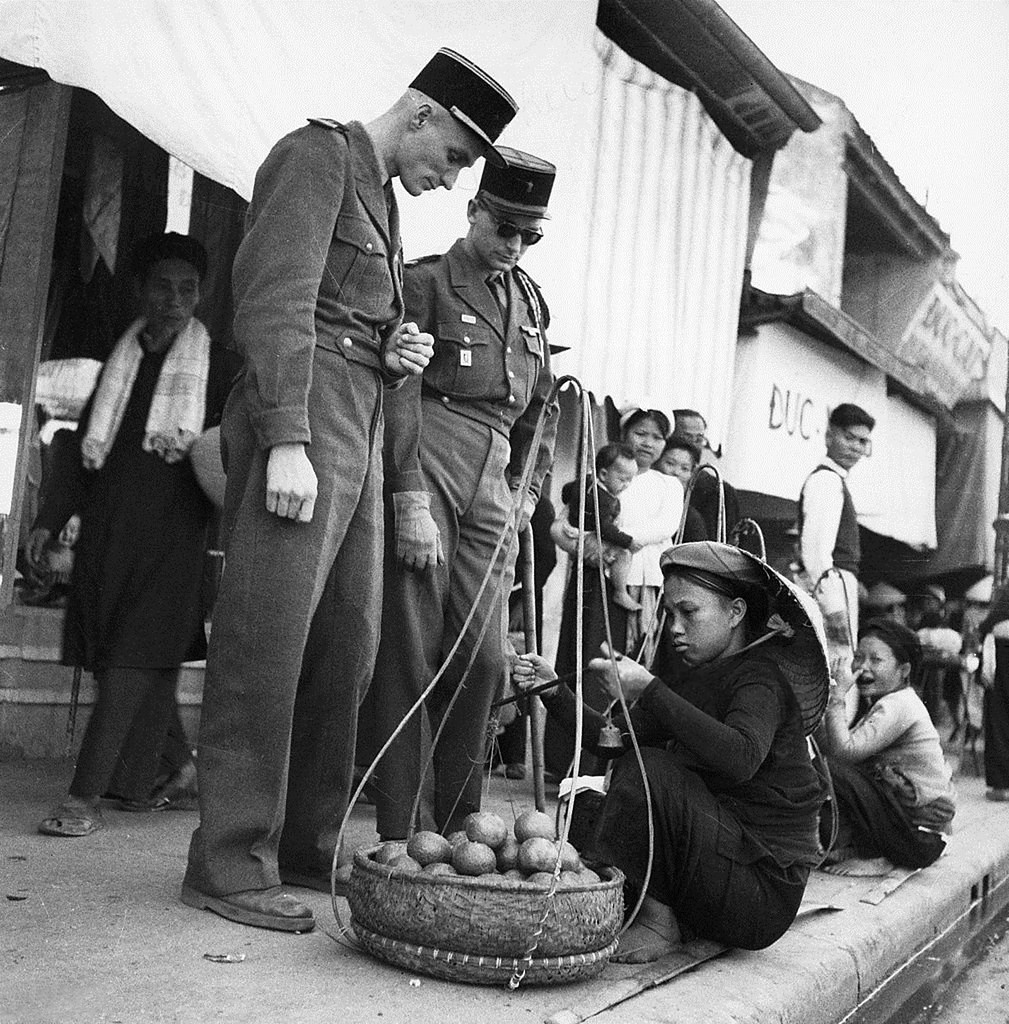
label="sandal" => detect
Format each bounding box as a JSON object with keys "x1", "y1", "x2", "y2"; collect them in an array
[
  {"x1": 147, "y1": 760, "x2": 199, "y2": 811},
  {"x1": 38, "y1": 799, "x2": 104, "y2": 837}
]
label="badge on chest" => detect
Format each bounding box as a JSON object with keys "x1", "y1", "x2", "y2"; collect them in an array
[{"x1": 460, "y1": 350, "x2": 472, "y2": 367}]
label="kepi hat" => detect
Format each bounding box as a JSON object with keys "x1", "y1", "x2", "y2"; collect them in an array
[
  {"x1": 410, "y1": 48, "x2": 517, "y2": 167},
  {"x1": 660, "y1": 541, "x2": 830, "y2": 736},
  {"x1": 478, "y1": 146, "x2": 555, "y2": 219}
]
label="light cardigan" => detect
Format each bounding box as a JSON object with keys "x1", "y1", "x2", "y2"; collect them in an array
[
  {"x1": 619, "y1": 468, "x2": 683, "y2": 587},
  {"x1": 824, "y1": 686, "x2": 954, "y2": 809}
]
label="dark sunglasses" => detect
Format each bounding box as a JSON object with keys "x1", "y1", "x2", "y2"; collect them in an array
[{"x1": 479, "y1": 202, "x2": 543, "y2": 246}]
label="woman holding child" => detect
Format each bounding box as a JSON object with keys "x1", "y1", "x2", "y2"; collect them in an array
[{"x1": 546, "y1": 408, "x2": 681, "y2": 775}]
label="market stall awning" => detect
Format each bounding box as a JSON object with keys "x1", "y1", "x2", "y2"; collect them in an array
[{"x1": 597, "y1": 0, "x2": 821, "y2": 156}]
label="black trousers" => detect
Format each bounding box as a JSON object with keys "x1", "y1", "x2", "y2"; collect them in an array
[
  {"x1": 824, "y1": 758, "x2": 945, "y2": 869},
  {"x1": 590, "y1": 748, "x2": 808, "y2": 950},
  {"x1": 69, "y1": 666, "x2": 185, "y2": 802},
  {"x1": 985, "y1": 640, "x2": 1009, "y2": 789}
]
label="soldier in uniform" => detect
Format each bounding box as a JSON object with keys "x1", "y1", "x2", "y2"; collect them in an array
[
  {"x1": 365, "y1": 148, "x2": 558, "y2": 841},
  {"x1": 182, "y1": 49, "x2": 518, "y2": 934}
]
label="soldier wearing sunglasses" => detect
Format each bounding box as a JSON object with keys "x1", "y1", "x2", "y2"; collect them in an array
[{"x1": 363, "y1": 148, "x2": 558, "y2": 841}]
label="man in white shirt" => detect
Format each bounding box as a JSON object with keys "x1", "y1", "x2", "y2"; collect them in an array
[{"x1": 798, "y1": 403, "x2": 875, "y2": 660}]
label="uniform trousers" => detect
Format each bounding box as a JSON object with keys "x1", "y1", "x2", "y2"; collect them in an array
[
  {"x1": 590, "y1": 747, "x2": 809, "y2": 950},
  {"x1": 368, "y1": 401, "x2": 514, "y2": 838},
  {"x1": 185, "y1": 351, "x2": 383, "y2": 895}
]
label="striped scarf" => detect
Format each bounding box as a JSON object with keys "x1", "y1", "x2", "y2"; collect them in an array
[{"x1": 81, "y1": 316, "x2": 210, "y2": 470}]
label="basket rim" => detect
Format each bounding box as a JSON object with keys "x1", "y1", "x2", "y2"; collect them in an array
[
  {"x1": 351, "y1": 919, "x2": 619, "y2": 973},
  {"x1": 352, "y1": 844, "x2": 624, "y2": 892}
]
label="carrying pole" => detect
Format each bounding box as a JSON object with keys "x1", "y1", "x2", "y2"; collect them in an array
[{"x1": 520, "y1": 523, "x2": 547, "y2": 813}]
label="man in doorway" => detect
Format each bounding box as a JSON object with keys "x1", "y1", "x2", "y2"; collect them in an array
[
  {"x1": 798, "y1": 402, "x2": 875, "y2": 660},
  {"x1": 182, "y1": 49, "x2": 519, "y2": 934},
  {"x1": 364, "y1": 147, "x2": 558, "y2": 843}
]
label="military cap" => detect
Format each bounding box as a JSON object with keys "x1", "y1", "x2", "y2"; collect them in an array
[
  {"x1": 411, "y1": 48, "x2": 517, "y2": 167},
  {"x1": 478, "y1": 146, "x2": 556, "y2": 219}
]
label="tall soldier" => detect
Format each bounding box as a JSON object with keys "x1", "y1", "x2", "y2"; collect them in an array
[
  {"x1": 182, "y1": 49, "x2": 518, "y2": 934},
  {"x1": 366, "y1": 149, "x2": 558, "y2": 842}
]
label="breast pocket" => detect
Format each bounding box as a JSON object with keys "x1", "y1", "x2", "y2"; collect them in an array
[
  {"x1": 329, "y1": 214, "x2": 389, "y2": 309},
  {"x1": 435, "y1": 320, "x2": 497, "y2": 399}
]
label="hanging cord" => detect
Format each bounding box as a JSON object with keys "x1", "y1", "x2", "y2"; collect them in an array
[
  {"x1": 569, "y1": 402, "x2": 656, "y2": 946},
  {"x1": 332, "y1": 374, "x2": 564, "y2": 940},
  {"x1": 509, "y1": 381, "x2": 594, "y2": 989},
  {"x1": 729, "y1": 518, "x2": 767, "y2": 561}
]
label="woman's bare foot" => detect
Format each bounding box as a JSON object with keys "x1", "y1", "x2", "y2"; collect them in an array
[{"x1": 612, "y1": 895, "x2": 681, "y2": 963}]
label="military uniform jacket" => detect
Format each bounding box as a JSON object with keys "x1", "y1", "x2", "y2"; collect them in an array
[
  {"x1": 231, "y1": 119, "x2": 404, "y2": 450},
  {"x1": 385, "y1": 239, "x2": 557, "y2": 497}
]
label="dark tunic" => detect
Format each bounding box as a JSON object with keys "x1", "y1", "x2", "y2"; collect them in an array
[
  {"x1": 544, "y1": 646, "x2": 825, "y2": 948},
  {"x1": 37, "y1": 346, "x2": 212, "y2": 671}
]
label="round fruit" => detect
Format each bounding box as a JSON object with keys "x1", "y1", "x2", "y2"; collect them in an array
[
  {"x1": 555, "y1": 840, "x2": 581, "y2": 872},
  {"x1": 386, "y1": 853, "x2": 421, "y2": 873},
  {"x1": 518, "y1": 836, "x2": 557, "y2": 875},
  {"x1": 374, "y1": 842, "x2": 408, "y2": 865},
  {"x1": 407, "y1": 831, "x2": 453, "y2": 867},
  {"x1": 514, "y1": 809, "x2": 556, "y2": 843},
  {"x1": 452, "y1": 840, "x2": 498, "y2": 876},
  {"x1": 496, "y1": 835, "x2": 520, "y2": 872},
  {"x1": 445, "y1": 830, "x2": 468, "y2": 849},
  {"x1": 577, "y1": 868, "x2": 602, "y2": 884},
  {"x1": 502, "y1": 868, "x2": 525, "y2": 881},
  {"x1": 464, "y1": 811, "x2": 509, "y2": 850},
  {"x1": 422, "y1": 861, "x2": 457, "y2": 877},
  {"x1": 525, "y1": 871, "x2": 555, "y2": 887}
]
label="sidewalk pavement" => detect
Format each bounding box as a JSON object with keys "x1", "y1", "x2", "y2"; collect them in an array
[{"x1": 3, "y1": 750, "x2": 1007, "y2": 1024}]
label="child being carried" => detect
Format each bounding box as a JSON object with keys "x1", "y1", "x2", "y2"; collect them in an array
[{"x1": 561, "y1": 442, "x2": 642, "y2": 611}]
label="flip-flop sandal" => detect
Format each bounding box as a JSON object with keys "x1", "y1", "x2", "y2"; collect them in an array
[{"x1": 38, "y1": 805, "x2": 104, "y2": 837}]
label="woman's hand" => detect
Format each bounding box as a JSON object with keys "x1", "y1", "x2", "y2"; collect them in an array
[
  {"x1": 26, "y1": 527, "x2": 52, "y2": 570},
  {"x1": 587, "y1": 642, "x2": 654, "y2": 703},
  {"x1": 829, "y1": 653, "x2": 856, "y2": 706},
  {"x1": 511, "y1": 653, "x2": 559, "y2": 695}
]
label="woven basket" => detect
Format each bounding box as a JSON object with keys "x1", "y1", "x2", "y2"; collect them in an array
[
  {"x1": 348, "y1": 845, "x2": 624, "y2": 982},
  {"x1": 352, "y1": 922, "x2": 617, "y2": 986}
]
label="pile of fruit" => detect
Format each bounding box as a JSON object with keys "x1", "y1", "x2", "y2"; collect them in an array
[{"x1": 371, "y1": 809, "x2": 603, "y2": 888}]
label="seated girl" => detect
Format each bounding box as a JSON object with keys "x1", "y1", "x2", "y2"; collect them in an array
[
  {"x1": 820, "y1": 618, "x2": 955, "y2": 874},
  {"x1": 513, "y1": 541, "x2": 829, "y2": 962}
]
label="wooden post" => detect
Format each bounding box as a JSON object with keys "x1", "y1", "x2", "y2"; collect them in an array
[
  {"x1": 0, "y1": 80, "x2": 71, "y2": 607},
  {"x1": 520, "y1": 524, "x2": 547, "y2": 813}
]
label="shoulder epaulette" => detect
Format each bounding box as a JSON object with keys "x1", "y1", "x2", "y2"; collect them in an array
[
  {"x1": 405, "y1": 254, "x2": 443, "y2": 268},
  {"x1": 514, "y1": 266, "x2": 551, "y2": 330},
  {"x1": 307, "y1": 118, "x2": 348, "y2": 133}
]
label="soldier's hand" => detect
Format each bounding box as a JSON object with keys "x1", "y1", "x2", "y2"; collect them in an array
[
  {"x1": 266, "y1": 443, "x2": 317, "y2": 523},
  {"x1": 393, "y1": 491, "x2": 444, "y2": 571},
  {"x1": 384, "y1": 321, "x2": 434, "y2": 376}
]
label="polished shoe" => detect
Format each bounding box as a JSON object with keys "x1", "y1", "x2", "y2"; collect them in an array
[
  {"x1": 986, "y1": 788, "x2": 1009, "y2": 802},
  {"x1": 180, "y1": 884, "x2": 315, "y2": 932}
]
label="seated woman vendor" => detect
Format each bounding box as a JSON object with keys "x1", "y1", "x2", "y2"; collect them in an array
[
  {"x1": 512, "y1": 541, "x2": 829, "y2": 962},
  {"x1": 819, "y1": 619, "x2": 955, "y2": 874}
]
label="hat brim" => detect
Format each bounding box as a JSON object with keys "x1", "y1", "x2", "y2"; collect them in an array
[
  {"x1": 449, "y1": 106, "x2": 507, "y2": 167},
  {"x1": 662, "y1": 541, "x2": 830, "y2": 735},
  {"x1": 478, "y1": 194, "x2": 551, "y2": 221}
]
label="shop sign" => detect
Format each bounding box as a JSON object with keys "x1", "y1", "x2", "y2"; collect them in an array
[{"x1": 898, "y1": 283, "x2": 991, "y2": 405}]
